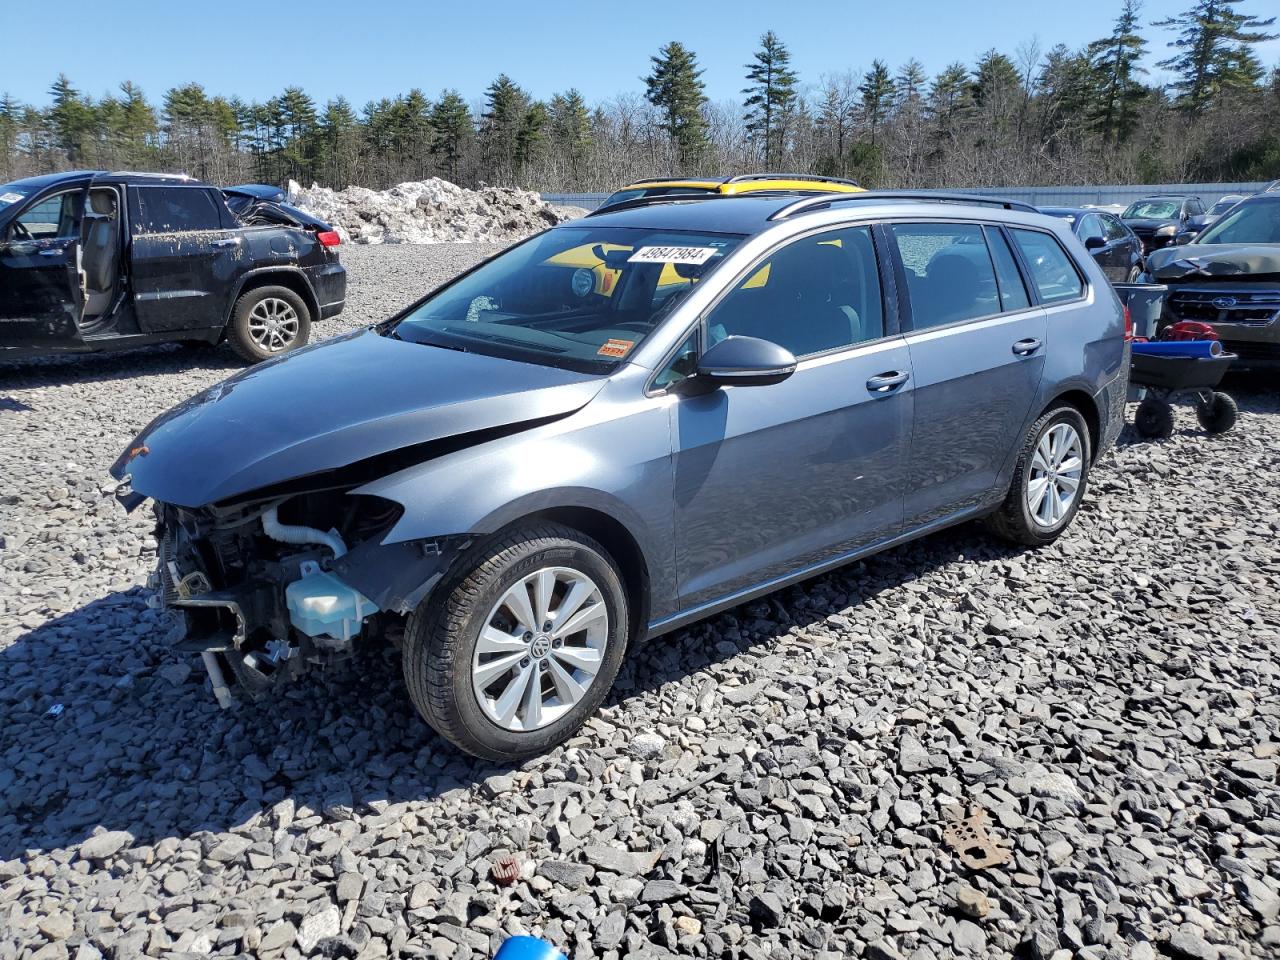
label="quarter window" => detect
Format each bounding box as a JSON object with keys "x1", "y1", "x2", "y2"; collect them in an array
[
  {"x1": 891, "y1": 222, "x2": 1001, "y2": 329},
  {"x1": 133, "y1": 187, "x2": 224, "y2": 234},
  {"x1": 984, "y1": 226, "x2": 1030, "y2": 312},
  {"x1": 1010, "y1": 228, "x2": 1084, "y2": 303},
  {"x1": 705, "y1": 225, "x2": 885, "y2": 357},
  {"x1": 653, "y1": 331, "x2": 699, "y2": 390}
]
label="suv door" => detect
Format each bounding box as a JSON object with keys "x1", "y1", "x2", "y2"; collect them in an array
[
  {"x1": 0, "y1": 185, "x2": 88, "y2": 348},
  {"x1": 666, "y1": 224, "x2": 913, "y2": 609},
  {"x1": 128, "y1": 185, "x2": 242, "y2": 334},
  {"x1": 889, "y1": 221, "x2": 1048, "y2": 527}
]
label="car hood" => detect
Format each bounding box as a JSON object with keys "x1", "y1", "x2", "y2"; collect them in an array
[
  {"x1": 1146, "y1": 242, "x2": 1280, "y2": 281},
  {"x1": 1122, "y1": 218, "x2": 1178, "y2": 230},
  {"x1": 111, "y1": 329, "x2": 606, "y2": 508}
]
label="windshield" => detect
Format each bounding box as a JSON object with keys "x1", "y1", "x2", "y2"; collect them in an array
[
  {"x1": 1195, "y1": 197, "x2": 1280, "y2": 245},
  {"x1": 602, "y1": 186, "x2": 717, "y2": 208},
  {"x1": 0, "y1": 184, "x2": 31, "y2": 211},
  {"x1": 392, "y1": 225, "x2": 744, "y2": 371},
  {"x1": 1123, "y1": 200, "x2": 1179, "y2": 220}
]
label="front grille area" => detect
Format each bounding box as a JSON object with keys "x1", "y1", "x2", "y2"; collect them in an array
[
  {"x1": 1166, "y1": 287, "x2": 1280, "y2": 326},
  {"x1": 1221, "y1": 340, "x2": 1280, "y2": 366}
]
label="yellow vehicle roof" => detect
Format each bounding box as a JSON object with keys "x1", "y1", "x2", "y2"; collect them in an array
[{"x1": 616, "y1": 176, "x2": 865, "y2": 196}]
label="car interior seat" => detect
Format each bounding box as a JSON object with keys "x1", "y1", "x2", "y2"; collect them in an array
[
  {"x1": 81, "y1": 190, "x2": 120, "y2": 319},
  {"x1": 920, "y1": 253, "x2": 981, "y2": 325}
]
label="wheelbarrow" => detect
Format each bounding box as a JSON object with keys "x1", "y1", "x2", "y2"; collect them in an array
[{"x1": 1130, "y1": 334, "x2": 1237, "y2": 439}]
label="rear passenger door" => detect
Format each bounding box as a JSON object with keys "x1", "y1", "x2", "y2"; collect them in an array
[
  {"x1": 889, "y1": 221, "x2": 1047, "y2": 527},
  {"x1": 128, "y1": 185, "x2": 242, "y2": 334}
]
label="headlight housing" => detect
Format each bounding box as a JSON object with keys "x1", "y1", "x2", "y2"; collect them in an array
[{"x1": 1155, "y1": 224, "x2": 1177, "y2": 237}]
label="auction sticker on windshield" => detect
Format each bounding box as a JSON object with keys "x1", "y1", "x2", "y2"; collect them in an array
[
  {"x1": 0, "y1": 192, "x2": 25, "y2": 206},
  {"x1": 628, "y1": 245, "x2": 717, "y2": 265},
  {"x1": 597, "y1": 338, "x2": 634, "y2": 358}
]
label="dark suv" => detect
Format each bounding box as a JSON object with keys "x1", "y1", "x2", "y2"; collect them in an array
[
  {"x1": 0, "y1": 171, "x2": 346, "y2": 362},
  {"x1": 1121, "y1": 195, "x2": 1209, "y2": 253}
]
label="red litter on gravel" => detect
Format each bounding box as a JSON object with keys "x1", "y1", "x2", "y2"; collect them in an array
[{"x1": 491, "y1": 855, "x2": 521, "y2": 887}]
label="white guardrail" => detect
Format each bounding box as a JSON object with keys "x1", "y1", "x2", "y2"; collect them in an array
[{"x1": 543, "y1": 182, "x2": 1271, "y2": 212}]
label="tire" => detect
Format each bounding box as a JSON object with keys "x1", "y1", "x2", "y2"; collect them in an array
[
  {"x1": 226, "y1": 285, "x2": 311, "y2": 363},
  {"x1": 1134, "y1": 397, "x2": 1175, "y2": 439},
  {"x1": 1196, "y1": 392, "x2": 1237, "y2": 434},
  {"x1": 987, "y1": 406, "x2": 1092, "y2": 547},
  {"x1": 402, "y1": 523, "x2": 630, "y2": 761}
]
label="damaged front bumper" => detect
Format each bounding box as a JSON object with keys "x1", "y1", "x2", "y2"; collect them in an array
[{"x1": 147, "y1": 494, "x2": 467, "y2": 707}]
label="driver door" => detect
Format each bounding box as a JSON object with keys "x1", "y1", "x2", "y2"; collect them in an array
[{"x1": 0, "y1": 185, "x2": 88, "y2": 349}]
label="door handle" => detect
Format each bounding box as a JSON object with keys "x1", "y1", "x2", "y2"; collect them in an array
[
  {"x1": 866, "y1": 370, "x2": 909, "y2": 393},
  {"x1": 38, "y1": 248, "x2": 64, "y2": 257},
  {"x1": 1012, "y1": 338, "x2": 1042, "y2": 356},
  {"x1": 209, "y1": 237, "x2": 242, "y2": 248}
]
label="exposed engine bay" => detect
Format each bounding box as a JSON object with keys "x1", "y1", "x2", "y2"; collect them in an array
[{"x1": 151, "y1": 488, "x2": 465, "y2": 707}]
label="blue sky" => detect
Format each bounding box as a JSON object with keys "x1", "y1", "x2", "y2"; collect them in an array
[{"x1": 5, "y1": 0, "x2": 1279, "y2": 108}]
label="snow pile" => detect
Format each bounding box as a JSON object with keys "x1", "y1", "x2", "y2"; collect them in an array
[{"x1": 286, "y1": 178, "x2": 580, "y2": 245}]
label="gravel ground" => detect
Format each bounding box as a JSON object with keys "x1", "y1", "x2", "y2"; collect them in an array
[{"x1": 1, "y1": 244, "x2": 1278, "y2": 960}]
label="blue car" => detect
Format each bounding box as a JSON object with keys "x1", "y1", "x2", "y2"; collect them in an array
[{"x1": 112, "y1": 191, "x2": 1130, "y2": 760}]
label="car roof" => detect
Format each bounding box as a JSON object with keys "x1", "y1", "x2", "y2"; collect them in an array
[
  {"x1": 576, "y1": 192, "x2": 1046, "y2": 237},
  {"x1": 1131, "y1": 195, "x2": 1189, "y2": 202},
  {"x1": 2, "y1": 170, "x2": 208, "y2": 189},
  {"x1": 1040, "y1": 206, "x2": 1094, "y2": 217}
]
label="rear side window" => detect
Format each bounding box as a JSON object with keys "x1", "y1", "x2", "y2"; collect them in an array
[
  {"x1": 132, "y1": 187, "x2": 224, "y2": 234},
  {"x1": 891, "y1": 222, "x2": 1001, "y2": 329},
  {"x1": 984, "y1": 226, "x2": 1030, "y2": 312},
  {"x1": 1010, "y1": 229, "x2": 1084, "y2": 304}
]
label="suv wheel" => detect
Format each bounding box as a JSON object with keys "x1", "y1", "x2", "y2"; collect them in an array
[
  {"x1": 988, "y1": 406, "x2": 1091, "y2": 547},
  {"x1": 403, "y1": 523, "x2": 629, "y2": 761},
  {"x1": 227, "y1": 285, "x2": 311, "y2": 363}
]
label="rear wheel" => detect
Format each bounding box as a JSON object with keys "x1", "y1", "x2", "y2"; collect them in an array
[
  {"x1": 1196, "y1": 392, "x2": 1237, "y2": 434},
  {"x1": 1134, "y1": 397, "x2": 1175, "y2": 439},
  {"x1": 403, "y1": 523, "x2": 630, "y2": 761},
  {"x1": 227, "y1": 285, "x2": 311, "y2": 363},
  {"x1": 988, "y1": 406, "x2": 1091, "y2": 547}
]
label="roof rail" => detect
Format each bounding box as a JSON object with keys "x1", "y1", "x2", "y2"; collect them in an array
[
  {"x1": 769, "y1": 190, "x2": 1039, "y2": 220},
  {"x1": 725, "y1": 172, "x2": 862, "y2": 188},
  {"x1": 586, "y1": 194, "x2": 723, "y2": 217},
  {"x1": 106, "y1": 170, "x2": 196, "y2": 180},
  {"x1": 627, "y1": 175, "x2": 725, "y2": 186}
]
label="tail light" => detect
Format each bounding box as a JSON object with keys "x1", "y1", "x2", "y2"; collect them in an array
[
  {"x1": 1123, "y1": 305, "x2": 1133, "y2": 342},
  {"x1": 316, "y1": 230, "x2": 341, "y2": 247}
]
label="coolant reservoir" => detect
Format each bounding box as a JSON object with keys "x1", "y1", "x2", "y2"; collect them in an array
[{"x1": 285, "y1": 562, "x2": 378, "y2": 647}]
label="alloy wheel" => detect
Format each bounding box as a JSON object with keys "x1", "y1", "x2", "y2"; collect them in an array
[
  {"x1": 472, "y1": 566, "x2": 609, "y2": 732},
  {"x1": 1026, "y1": 422, "x2": 1084, "y2": 527},
  {"x1": 247, "y1": 297, "x2": 301, "y2": 352}
]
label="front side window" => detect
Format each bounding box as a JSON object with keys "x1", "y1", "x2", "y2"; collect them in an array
[
  {"x1": 393, "y1": 225, "x2": 744, "y2": 371},
  {"x1": 704, "y1": 225, "x2": 885, "y2": 357},
  {"x1": 11, "y1": 190, "x2": 82, "y2": 240},
  {"x1": 1010, "y1": 229, "x2": 1084, "y2": 303},
  {"x1": 892, "y1": 222, "x2": 1001, "y2": 329},
  {"x1": 1195, "y1": 197, "x2": 1280, "y2": 245},
  {"x1": 133, "y1": 187, "x2": 223, "y2": 234}
]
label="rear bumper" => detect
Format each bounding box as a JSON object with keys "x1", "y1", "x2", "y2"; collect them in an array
[
  {"x1": 310, "y1": 263, "x2": 347, "y2": 320},
  {"x1": 1096, "y1": 353, "x2": 1130, "y2": 457}
]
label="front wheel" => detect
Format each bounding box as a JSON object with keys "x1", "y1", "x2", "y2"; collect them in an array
[
  {"x1": 988, "y1": 406, "x2": 1091, "y2": 547},
  {"x1": 227, "y1": 285, "x2": 311, "y2": 363},
  {"x1": 403, "y1": 523, "x2": 630, "y2": 761}
]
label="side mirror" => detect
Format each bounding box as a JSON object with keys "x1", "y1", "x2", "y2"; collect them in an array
[
  {"x1": 1084, "y1": 235, "x2": 1106, "y2": 250},
  {"x1": 1174, "y1": 231, "x2": 1197, "y2": 246},
  {"x1": 692, "y1": 335, "x2": 797, "y2": 388}
]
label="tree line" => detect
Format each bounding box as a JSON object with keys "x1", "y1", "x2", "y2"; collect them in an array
[{"x1": 1, "y1": 0, "x2": 1277, "y2": 194}]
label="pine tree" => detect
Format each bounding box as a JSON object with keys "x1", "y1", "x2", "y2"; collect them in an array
[
  {"x1": 894, "y1": 60, "x2": 928, "y2": 111},
  {"x1": 515, "y1": 102, "x2": 548, "y2": 174},
  {"x1": 548, "y1": 90, "x2": 592, "y2": 185},
  {"x1": 644, "y1": 41, "x2": 709, "y2": 169},
  {"x1": 859, "y1": 60, "x2": 895, "y2": 144},
  {"x1": 48, "y1": 74, "x2": 94, "y2": 165},
  {"x1": 0, "y1": 93, "x2": 20, "y2": 179},
  {"x1": 319, "y1": 97, "x2": 361, "y2": 189},
  {"x1": 742, "y1": 31, "x2": 799, "y2": 167},
  {"x1": 1155, "y1": 0, "x2": 1277, "y2": 111},
  {"x1": 1086, "y1": 0, "x2": 1148, "y2": 142},
  {"x1": 480, "y1": 74, "x2": 530, "y2": 184},
  {"x1": 929, "y1": 63, "x2": 973, "y2": 126},
  {"x1": 430, "y1": 90, "x2": 474, "y2": 182}
]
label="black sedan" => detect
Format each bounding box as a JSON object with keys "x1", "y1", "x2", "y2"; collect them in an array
[{"x1": 1040, "y1": 207, "x2": 1145, "y2": 283}]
